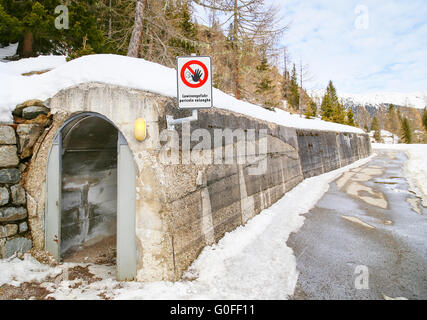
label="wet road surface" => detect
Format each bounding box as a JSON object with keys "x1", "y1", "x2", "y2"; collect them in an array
[{"x1": 288, "y1": 150, "x2": 427, "y2": 300}]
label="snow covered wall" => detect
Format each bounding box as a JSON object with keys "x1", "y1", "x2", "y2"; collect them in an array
[
  {"x1": 0, "y1": 55, "x2": 371, "y2": 281},
  {"x1": 14, "y1": 81, "x2": 370, "y2": 281}
]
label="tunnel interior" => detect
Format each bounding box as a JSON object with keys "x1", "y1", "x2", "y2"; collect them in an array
[{"x1": 60, "y1": 115, "x2": 118, "y2": 264}]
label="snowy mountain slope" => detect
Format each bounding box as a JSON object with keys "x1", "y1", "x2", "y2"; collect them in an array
[
  {"x1": 310, "y1": 89, "x2": 427, "y2": 109},
  {"x1": 0, "y1": 54, "x2": 364, "y2": 133}
]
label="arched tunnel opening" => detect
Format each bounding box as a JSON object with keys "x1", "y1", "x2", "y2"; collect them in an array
[{"x1": 60, "y1": 115, "x2": 118, "y2": 265}]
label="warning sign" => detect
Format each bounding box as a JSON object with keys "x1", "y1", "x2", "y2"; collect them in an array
[{"x1": 177, "y1": 56, "x2": 213, "y2": 109}]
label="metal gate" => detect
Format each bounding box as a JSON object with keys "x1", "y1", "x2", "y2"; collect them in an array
[{"x1": 45, "y1": 112, "x2": 137, "y2": 281}]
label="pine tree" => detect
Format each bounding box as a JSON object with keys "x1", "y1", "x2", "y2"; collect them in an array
[
  {"x1": 0, "y1": 3, "x2": 21, "y2": 47},
  {"x1": 400, "y1": 117, "x2": 413, "y2": 144},
  {"x1": 304, "y1": 99, "x2": 317, "y2": 118},
  {"x1": 385, "y1": 103, "x2": 401, "y2": 136},
  {"x1": 371, "y1": 116, "x2": 381, "y2": 142},
  {"x1": 320, "y1": 93, "x2": 333, "y2": 120},
  {"x1": 321, "y1": 80, "x2": 339, "y2": 121},
  {"x1": 332, "y1": 101, "x2": 346, "y2": 124},
  {"x1": 255, "y1": 56, "x2": 277, "y2": 110},
  {"x1": 288, "y1": 64, "x2": 300, "y2": 110},
  {"x1": 166, "y1": 1, "x2": 199, "y2": 57},
  {"x1": 346, "y1": 108, "x2": 355, "y2": 126},
  {"x1": 0, "y1": 0, "x2": 106, "y2": 58},
  {"x1": 397, "y1": 107, "x2": 402, "y2": 122}
]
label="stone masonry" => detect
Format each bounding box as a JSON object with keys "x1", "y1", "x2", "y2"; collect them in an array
[{"x1": 0, "y1": 99, "x2": 51, "y2": 258}]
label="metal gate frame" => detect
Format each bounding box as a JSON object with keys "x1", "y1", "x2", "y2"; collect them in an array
[{"x1": 45, "y1": 112, "x2": 137, "y2": 281}]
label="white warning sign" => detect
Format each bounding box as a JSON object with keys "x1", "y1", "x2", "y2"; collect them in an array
[{"x1": 177, "y1": 56, "x2": 213, "y2": 109}]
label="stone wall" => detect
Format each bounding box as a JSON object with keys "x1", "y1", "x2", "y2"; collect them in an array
[{"x1": 0, "y1": 100, "x2": 51, "y2": 258}]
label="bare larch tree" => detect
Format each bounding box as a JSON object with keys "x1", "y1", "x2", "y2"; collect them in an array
[{"x1": 128, "y1": 0, "x2": 147, "y2": 57}]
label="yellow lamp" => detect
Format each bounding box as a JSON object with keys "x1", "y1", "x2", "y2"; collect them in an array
[{"x1": 134, "y1": 118, "x2": 146, "y2": 141}]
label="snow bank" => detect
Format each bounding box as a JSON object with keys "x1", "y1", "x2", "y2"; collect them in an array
[
  {"x1": 0, "y1": 54, "x2": 363, "y2": 133},
  {"x1": 0, "y1": 254, "x2": 62, "y2": 287},
  {"x1": 369, "y1": 130, "x2": 399, "y2": 144},
  {"x1": 0, "y1": 55, "x2": 66, "y2": 75},
  {"x1": 0, "y1": 43, "x2": 18, "y2": 61},
  {"x1": 372, "y1": 143, "x2": 427, "y2": 206}
]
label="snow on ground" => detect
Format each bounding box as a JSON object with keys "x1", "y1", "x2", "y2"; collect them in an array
[
  {"x1": 0, "y1": 43, "x2": 18, "y2": 61},
  {"x1": 0, "y1": 254, "x2": 62, "y2": 287},
  {"x1": 369, "y1": 130, "x2": 399, "y2": 144},
  {"x1": 0, "y1": 155, "x2": 374, "y2": 300},
  {"x1": 0, "y1": 55, "x2": 66, "y2": 76},
  {"x1": 0, "y1": 54, "x2": 363, "y2": 134},
  {"x1": 372, "y1": 143, "x2": 427, "y2": 206}
]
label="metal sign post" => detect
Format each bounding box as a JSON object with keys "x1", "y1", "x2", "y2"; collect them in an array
[
  {"x1": 167, "y1": 55, "x2": 213, "y2": 130},
  {"x1": 177, "y1": 55, "x2": 213, "y2": 109}
]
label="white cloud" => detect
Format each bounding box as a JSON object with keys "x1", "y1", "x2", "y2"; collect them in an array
[
  {"x1": 277, "y1": 0, "x2": 427, "y2": 93},
  {"x1": 193, "y1": 0, "x2": 427, "y2": 94}
]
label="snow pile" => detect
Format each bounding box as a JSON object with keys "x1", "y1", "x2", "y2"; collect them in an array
[
  {"x1": 0, "y1": 254, "x2": 62, "y2": 287},
  {"x1": 369, "y1": 130, "x2": 399, "y2": 144},
  {"x1": 0, "y1": 54, "x2": 363, "y2": 133},
  {"x1": 310, "y1": 89, "x2": 427, "y2": 109},
  {"x1": 0, "y1": 55, "x2": 66, "y2": 76},
  {"x1": 0, "y1": 43, "x2": 18, "y2": 61},
  {"x1": 372, "y1": 143, "x2": 427, "y2": 206}
]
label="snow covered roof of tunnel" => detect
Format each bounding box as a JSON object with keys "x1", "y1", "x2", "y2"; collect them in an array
[{"x1": 0, "y1": 54, "x2": 364, "y2": 133}]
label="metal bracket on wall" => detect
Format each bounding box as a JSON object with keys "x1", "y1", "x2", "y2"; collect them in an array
[{"x1": 166, "y1": 109, "x2": 198, "y2": 130}]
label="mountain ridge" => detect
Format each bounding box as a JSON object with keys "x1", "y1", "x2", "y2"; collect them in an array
[{"x1": 309, "y1": 90, "x2": 427, "y2": 110}]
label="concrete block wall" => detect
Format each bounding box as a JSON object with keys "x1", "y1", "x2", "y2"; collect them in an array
[
  {"x1": 296, "y1": 130, "x2": 371, "y2": 179},
  {"x1": 159, "y1": 107, "x2": 371, "y2": 278}
]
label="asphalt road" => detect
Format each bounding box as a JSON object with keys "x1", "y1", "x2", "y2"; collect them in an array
[{"x1": 288, "y1": 149, "x2": 427, "y2": 300}]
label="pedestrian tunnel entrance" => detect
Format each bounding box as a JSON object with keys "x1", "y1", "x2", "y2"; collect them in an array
[
  {"x1": 45, "y1": 112, "x2": 137, "y2": 280},
  {"x1": 61, "y1": 116, "x2": 118, "y2": 264}
]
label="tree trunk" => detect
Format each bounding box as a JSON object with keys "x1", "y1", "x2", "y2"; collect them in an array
[
  {"x1": 108, "y1": 0, "x2": 112, "y2": 39},
  {"x1": 233, "y1": 0, "x2": 240, "y2": 100},
  {"x1": 19, "y1": 32, "x2": 34, "y2": 58},
  {"x1": 147, "y1": 29, "x2": 153, "y2": 60},
  {"x1": 128, "y1": 0, "x2": 146, "y2": 57}
]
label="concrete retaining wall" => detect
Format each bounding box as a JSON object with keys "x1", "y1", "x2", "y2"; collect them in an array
[
  {"x1": 160, "y1": 107, "x2": 371, "y2": 278},
  {"x1": 6, "y1": 83, "x2": 371, "y2": 282},
  {"x1": 296, "y1": 130, "x2": 371, "y2": 179}
]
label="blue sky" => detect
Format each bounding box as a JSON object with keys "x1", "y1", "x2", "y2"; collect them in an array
[{"x1": 194, "y1": 0, "x2": 427, "y2": 94}]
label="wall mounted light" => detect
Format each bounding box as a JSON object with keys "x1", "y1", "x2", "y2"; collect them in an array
[{"x1": 134, "y1": 118, "x2": 146, "y2": 141}]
